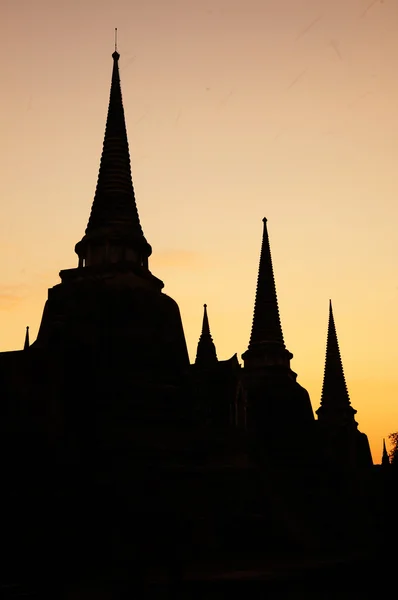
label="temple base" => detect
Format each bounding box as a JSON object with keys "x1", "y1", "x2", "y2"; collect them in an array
[{"x1": 33, "y1": 267, "x2": 189, "y2": 376}]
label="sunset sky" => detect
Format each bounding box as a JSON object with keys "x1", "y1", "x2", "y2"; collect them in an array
[{"x1": 1, "y1": 0, "x2": 398, "y2": 462}]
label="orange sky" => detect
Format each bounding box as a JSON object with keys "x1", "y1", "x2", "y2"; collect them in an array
[{"x1": 1, "y1": 0, "x2": 398, "y2": 463}]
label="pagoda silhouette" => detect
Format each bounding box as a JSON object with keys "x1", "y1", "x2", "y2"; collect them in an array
[{"x1": 1, "y1": 48, "x2": 385, "y2": 595}]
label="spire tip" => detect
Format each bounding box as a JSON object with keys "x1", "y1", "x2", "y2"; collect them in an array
[{"x1": 112, "y1": 28, "x2": 120, "y2": 60}]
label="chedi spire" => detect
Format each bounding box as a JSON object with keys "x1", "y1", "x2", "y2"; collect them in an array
[
  {"x1": 249, "y1": 218, "x2": 284, "y2": 348},
  {"x1": 242, "y1": 218, "x2": 292, "y2": 368},
  {"x1": 316, "y1": 301, "x2": 357, "y2": 425},
  {"x1": 195, "y1": 304, "x2": 218, "y2": 367},
  {"x1": 75, "y1": 45, "x2": 151, "y2": 270},
  {"x1": 382, "y1": 439, "x2": 390, "y2": 468}
]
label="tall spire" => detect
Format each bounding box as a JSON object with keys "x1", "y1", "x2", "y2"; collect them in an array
[
  {"x1": 242, "y1": 218, "x2": 292, "y2": 368},
  {"x1": 75, "y1": 44, "x2": 151, "y2": 269},
  {"x1": 249, "y1": 218, "x2": 284, "y2": 348},
  {"x1": 24, "y1": 326, "x2": 29, "y2": 351},
  {"x1": 316, "y1": 301, "x2": 357, "y2": 424},
  {"x1": 195, "y1": 304, "x2": 218, "y2": 367}
]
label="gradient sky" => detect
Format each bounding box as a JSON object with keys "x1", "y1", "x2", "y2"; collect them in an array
[{"x1": 1, "y1": 0, "x2": 398, "y2": 462}]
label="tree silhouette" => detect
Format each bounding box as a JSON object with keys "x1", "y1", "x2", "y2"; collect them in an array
[{"x1": 388, "y1": 432, "x2": 398, "y2": 465}]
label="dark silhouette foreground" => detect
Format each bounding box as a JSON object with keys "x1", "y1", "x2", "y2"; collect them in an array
[{"x1": 1, "y1": 49, "x2": 392, "y2": 598}]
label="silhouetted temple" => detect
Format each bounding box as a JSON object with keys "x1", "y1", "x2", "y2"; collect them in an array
[
  {"x1": 242, "y1": 218, "x2": 314, "y2": 468},
  {"x1": 3, "y1": 48, "x2": 393, "y2": 596},
  {"x1": 316, "y1": 301, "x2": 372, "y2": 469}
]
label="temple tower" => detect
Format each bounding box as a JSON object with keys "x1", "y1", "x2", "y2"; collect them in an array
[
  {"x1": 382, "y1": 439, "x2": 390, "y2": 468},
  {"x1": 33, "y1": 49, "x2": 189, "y2": 376},
  {"x1": 317, "y1": 301, "x2": 357, "y2": 426},
  {"x1": 316, "y1": 301, "x2": 372, "y2": 468},
  {"x1": 192, "y1": 304, "x2": 242, "y2": 430},
  {"x1": 242, "y1": 218, "x2": 293, "y2": 370},
  {"x1": 74, "y1": 49, "x2": 152, "y2": 273},
  {"x1": 242, "y1": 219, "x2": 314, "y2": 463}
]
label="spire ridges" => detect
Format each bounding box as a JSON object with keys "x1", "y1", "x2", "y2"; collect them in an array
[
  {"x1": 248, "y1": 218, "x2": 285, "y2": 349},
  {"x1": 317, "y1": 301, "x2": 357, "y2": 424},
  {"x1": 195, "y1": 304, "x2": 218, "y2": 367},
  {"x1": 320, "y1": 301, "x2": 350, "y2": 406},
  {"x1": 85, "y1": 51, "x2": 147, "y2": 243}
]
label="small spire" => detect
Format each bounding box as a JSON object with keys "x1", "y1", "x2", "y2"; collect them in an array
[
  {"x1": 201, "y1": 304, "x2": 210, "y2": 336},
  {"x1": 114, "y1": 27, "x2": 118, "y2": 52},
  {"x1": 316, "y1": 301, "x2": 357, "y2": 424},
  {"x1": 382, "y1": 438, "x2": 390, "y2": 467},
  {"x1": 195, "y1": 304, "x2": 218, "y2": 367},
  {"x1": 24, "y1": 326, "x2": 30, "y2": 351}
]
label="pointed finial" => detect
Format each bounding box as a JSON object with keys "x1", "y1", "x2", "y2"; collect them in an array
[
  {"x1": 201, "y1": 303, "x2": 211, "y2": 336},
  {"x1": 24, "y1": 326, "x2": 30, "y2": 351},
  {"x1": 112, "y1": 28, "x2": 120, "y2": 60}
]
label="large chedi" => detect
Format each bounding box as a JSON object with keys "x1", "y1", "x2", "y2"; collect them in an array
[
  {"x1": 1, "y1": 44, "x2": 379, "y2": 595},
  {"x1": 33, "y1": 50, "x2": 189, "y2": 376}
]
